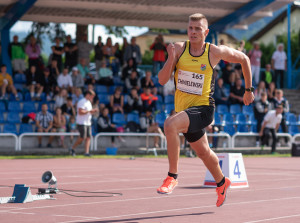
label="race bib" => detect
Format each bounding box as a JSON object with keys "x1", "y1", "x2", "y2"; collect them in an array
[{"x1": 177, "y1": 69, "x2": 205, "y2": 95}]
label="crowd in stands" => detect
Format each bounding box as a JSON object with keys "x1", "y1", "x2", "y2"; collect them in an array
[{"x1": 0, "y1": 34, "x2": 298, "y2": 151}]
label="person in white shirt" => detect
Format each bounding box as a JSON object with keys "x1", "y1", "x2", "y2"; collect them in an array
[
  {"x1": 259, "y1": 105, "x2": 283, "y2": 154},
  {"x1": 69, "y1": 90, "x2": 98, "y2": 156},
  {"x1": 271, "y1": 43, "x2": 287, "y2": 88},
  {"x1": 57, "y1": 67, "x2": 73, "y2": 92}
]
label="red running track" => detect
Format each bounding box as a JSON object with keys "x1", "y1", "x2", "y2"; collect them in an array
[{"x1": 0, "y1": 156, "x2": 300, "y2": 223}]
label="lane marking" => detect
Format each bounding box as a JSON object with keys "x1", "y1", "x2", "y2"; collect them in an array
[{"x1": 244, "y1": 214, "x2": 300, "y2": 223}]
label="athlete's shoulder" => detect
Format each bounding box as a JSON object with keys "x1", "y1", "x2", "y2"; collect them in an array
[{"x1": 174, "y1": 41, "x2": 186, "y2": 59}]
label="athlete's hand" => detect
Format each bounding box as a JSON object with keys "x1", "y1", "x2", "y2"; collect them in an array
[
  {"x1": 167, "y1": 43, "x2": 176, "y2": 61},
  {"x1": 243, "y1": 92, "x2": 254, "y2": 106}
]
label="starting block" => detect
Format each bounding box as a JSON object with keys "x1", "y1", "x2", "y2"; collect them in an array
[
  {"x1": 203, "y1": 153, "x2": 249, "y2": 188},
  {"x1": 0, "y1": 184, "x2": 52, "y2": 204}
]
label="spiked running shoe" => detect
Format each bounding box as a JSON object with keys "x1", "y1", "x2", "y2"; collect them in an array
[
  {"x1": 216, "y1": 177, "x2": 231, "y2": 207},
  {"x1": 157, "y1": 176, "x2": 178, "y2": 194}
]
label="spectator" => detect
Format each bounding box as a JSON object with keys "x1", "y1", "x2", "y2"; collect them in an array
[
  {"x1": 94, "y1": 36, "x2": 104, "y2": 73},
  {"x1": 26, "y1": 65, "x2": 43, "y2": 101},
  {"x1": 77, "y1": 34, "x2": 93, "y2": 64},
  {"x1": 140, "y1": 108, "x2": 164, "y2": 148},
  {"x1": 9, "y1": 35, "x2": 26, "y2": 75},
  {"x1": 53, "y1": 107, "x2": 66, "y2": 147},
  {"x1": 114, "y1": 42, "x2": 122, "y2": 74},
  {"x1": 54, "y1": 88, "x2": 68, "y2": 109},
  {"x1": 125, "y1": 88, "x2": 143, "y2": 113},
  {"x1": 25, "y1": 36, "x2": 41, "y2": 71},
  {"x1": 229, "y1": 78, "x2": 245, "y2": 105},
  {"x1": 261, "y1": 64, "x2": 273, "y2": 89},
  {"x1": 141, "y1": 87, "x2": 158, "y2": 112},
  {"x1": 47, "y1": 59, "x2": 60, "y2": 79},
  {"x1": 87, "y1": 83, "x2": 99, "y2": 103},
  {"x1": 248, "y1": 42, "x2": 262, "y2": 86},
  {"x1": 214, "y1": 78, "x2": 229, "y2": 105},
  {"x1": 0, "y1": 64, "x2": 19, "y2": 100},
  {"x1": 150, "y1": 34, "x2": 166, "y2": 76},
  {"x1": 124, "y1": 37, "x2": 142, "y2": 68},
  {"x1": 61, "y1": 96, "x2": 76, "y2": 123},
  {"x1": 254, "y1": 81, "x2": 267, "y2": 102},
  {"x1": 97, "y1": 60, "x2": 113, "y2": 86},
  {"x1": 122, "y1": 58, "x2": 135, "y2": 81},
  {"x1": 69, "y1": 90, "x2": 98, "y2": 156},
  {"x1": 120, "y1": 37, "x2": 128, "y2": 66},
  {"x1": 163, "y1": 74, "x2": 175, "y2": 97},
  {"x1": 267, "y1": 81, "x2": 276, "y2": 102},
  {"x1": 141, "y1": 70, "x2": 157, "y2": 95},
  {"x1": 221, "y1": 63, "x2": 233, "y2": 85},
  {"x1": 271, "y1": 43, "x2": 287, "y2": 88},
  {"x1": 109, "y1": 87, "x2": 124, "y2": 114},
  {"x1": 237, "y1": 40, "x2": 246, "y2": 54},
  {"x1": 64, "y1": 35, "x2": 78, "y2": 70},
  {"x1": 125, "y1": 70, "x2": 141, "y2": 92},
  {"x1": 40, "y1": 68, "x2": 58, "y2": 101},
  {"x1": 77, "y1": 58, "x2": 95, "y2": 85},
  {"x1": 36, "y1": 103, "x2": 55, "y2": 148},
  {"x1": 51, "y1": 37, "x2": 64, "y2": 72},
  {"x1": 71, "y1": 67, "x2": 84, "y2": 91},
  {"x1": 57, "y1": 67, "x2": 73, "y2": 92},
  {"x1": 259, "y1": 105, "x2": 283, "y2": 153},
  {"x1": 92, "y1": 97, "x2": 100, "y2": 123},
  {"x1": 102, "y1": 37, "x2": 118, "y2": 75},
  {"x1": 72, "y1": 87, "x2": 84, "y2": 106},
  {"x1": 68, "y1": 116, "x2": 77, "y2": 145}
]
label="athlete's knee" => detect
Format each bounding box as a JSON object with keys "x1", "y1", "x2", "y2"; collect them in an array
[{"x1": 164, "y1": 117, "x2": 176, "y2": 134}]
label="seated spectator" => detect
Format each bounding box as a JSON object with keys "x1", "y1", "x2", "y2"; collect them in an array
[
  {"x1": 40, "y1": 67, "x2": 58, "y2": 101},
  {"x1": 214, "y1": 78, "x2": 229, "y2": 105},
  {"x1": 71, "y1": 66, "x2": 84, "y2": 92},
  {"x1": 254, "y1": 80, "x2": 267, "y2": 102},
  {"x1": 92, "y1": 97, "x2": 100, "y2": 123},
  {"x1": 26, "y1": 65, "x2": 43, "y2": 101},
  {"x1": 77, "y1": 58, "x2": 95, "y2": 84},
  {"x1": 72, "y1": 87, "x2": 84, "y2": 106},
  {"x1": 122, "y1": 58, "x2": 135, "y2": 80},
  {"x1": 229, "y1": 78, "x2": 245, "y2": 105},
  {"x1": 47, "y1": 59, "x2": 60, "y2": 79},
  {"x1": 141, "y1": 87, "x2": 158, "y2": 112},
  {"x1": 141, "y1": 70, "x2": 157, "y2": 95},
  {"x1": 125, "y1": 70, "x2": 141, "y2": 92},
  {"x1": 97, "y1": 60, "x2": 113, "y2": 86},
  {"x1": 163, "y1": 74, "x2": 175, "y2": 97},
  {"x1": 0, "y1": 64, "x2": 19, "y2": 100},
  {"x1": 61, "y1": 96, "x2": 76, "y2": 123},
  {"x1": 261, "y1": 64, "x2": 273, "y2": 89},
  {"x1": 54, "y1": 88, "x2": 68, "y2": 109},
  {"x1": 36, "y1": 103, "x2": 55, "y2": 148},
  {"x1": 57, "y1": 67, "x2": 73, "y2": 92},
  {"x1": 140, "y1": 108, "x2": 164, "y2": 148},
  {"x1": 87, "y1": 83, "x2": 99, "y2": 103},
  {"x1": 9, "y1": 35, "x2": 26, "y2": 75},
  {"x1": 267, "y1": 81, "x2": 276, "y2": 102},
  {"x1": 68, "y1": 116, "x2": 78, "y2": 144},
  {"x1": 109, "y1": 87, "x2": 124, "y2": 114},
  {"x1": 53, "y1": 107, "x2": 66, "y2": 147},
  {"x1": 125, "y1": 88, "x2": 143, "y2": 113},
  {"x1": 51, "y1": 37, "x2": 64, "y2": 72}
]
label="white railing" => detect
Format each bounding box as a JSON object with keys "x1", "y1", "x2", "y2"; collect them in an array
[
  {"x1": 206, "y1": 132, "x2": 232, "y2": 148},
  {"x1": 232, "y1": 132, "x2": 293, "y2": 148},
  {"x1": 0, "y1": 133, "x2": 18, "y2": 151},
  {"x1": 292, "y1": 133, "x2": 300, "y2": 142},
  {"x1": 18, "y1": 133, "x2": 93, "y2": 151}
]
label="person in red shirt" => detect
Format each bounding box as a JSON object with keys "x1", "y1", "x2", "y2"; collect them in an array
[
  {"x1": 140, "y1": 87, "x2": 158, "y2": 112},
  {"x1": 150, "y1": 34, "x2": 167, "y2": 76}
]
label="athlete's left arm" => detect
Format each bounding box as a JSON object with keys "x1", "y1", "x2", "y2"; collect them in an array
[{"x1": 209, "y1": 44, "x2": 254, "y2": 105}]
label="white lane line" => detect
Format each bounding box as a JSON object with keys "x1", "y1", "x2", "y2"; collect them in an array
[
  {"x1": 244, "y1": 214, "x2": 300, "y2": 223},
  {"x1": 1, "y1": 184, "x2": 300, "y2": 214},
  {"x1": 58, "y1": 196, "x2": 300, "y2": 223}
]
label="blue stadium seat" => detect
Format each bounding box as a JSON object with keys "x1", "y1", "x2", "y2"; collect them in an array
[
  {"x1": 98, "y1": 94, "x2": 110, "y2": 105},
  {"x1": 214, "y1": 113, "x2": 222, "y2": 126},
  {"x1": 248, "y1": 114, "x2": 257, "y2": 125},
  {"x1": 237, "y1": 124, "x2": 249, "y2": 133},
  {"x1": 0, "y1": 112, "x2": 5, "y2": 123},
  {"x1": 230, "y1": 104, "x2": 242, "y2": 115},
  {"x1": 0, "y1": 101, "x2": 6, "y2": 112},
  {"x1": 7, "y1": 112, "x2": 20, "y2": 123},
  {"x1": 223, "y1": 113, "x2": 234, "y2": 125},
  {"x1": 19, "y1": 124, "x2": 33, "y2": 134},
  {"x1": 95, "y1": 85, "x2": 108, "y2": 94},
  {"x1": 3, "y1": 124, "x2": 18, "y2": 135},
  {"x1": 250, "y1": 124, "x2": 257, "y2": 133},
  {"x1": 108, "y1": 86, "x2": 118, "y2": 94},
  {"x1": 24, "y1": 92, "x2": 32, "y2": 101},
  {"x1": 224, "y1": 125, "x2": 236, "y2": 136},
  {"x1": 14, "y1": 73, "x2": 26, "y2": 84},
  {"x1": 156, "y1": 95, "x2": 163, "y2": 104},
  {"x1": 242, "y1": 105, "x2": 253, "y2": 116},
  {"x1": 289, "y1": 125, "x2": 299, "y2": 136},
  {"x1": 216, "y1": 105, "x2": 228, "y2": 114},
  {"x1": 155, "y1": 113, "x2": 166, "y2": 128},
  {"x1": 112, "y1": 113, "x2": 126, "y2": 127},
  {"x1": 9, "y1": 92, "x2": 23, "y2": 101},
  {"x1": 152, "y1": 76, "x2": 160, "y2": 87},
  {"x1": 155, "y1": 102, "x2": 163, "y2": 113},
  {"x1": 286, "y1": 113, "x2": 297, "y2": 126},
  {"x1": 23, "y1": 102, "x2": 37, "y2": 113},
  {"x1": 127, "y1": 113, "x2": 140, "y2": 124},
  {"x1": 164, "y1": 95, "x2": 174, "y2": 104},
  {"x1": 113, "y1": 76, "x2": 124, "y2": 86},
  {"x1": 235, "y1": 114, "x2": 247, "y2": 125},
  {"x1": 164, "y1": 104, "x2": 175, "y2": 115},
  {"x1": 8, "y1": 101, "x2": 21, "y2": 112}
]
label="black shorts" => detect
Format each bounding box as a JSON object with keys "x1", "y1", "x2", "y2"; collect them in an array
[
  {"x1": 183, "y1": 106, "x2": 214, "y2": 143},
  {"x1": 77, "y1": 125, "x2": 92, "y2": 138}
]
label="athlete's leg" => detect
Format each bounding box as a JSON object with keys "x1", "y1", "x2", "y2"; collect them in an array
[
  {"x1": 164, "y1": 111, "x2": 189, "y2": 174},
  {"x1": 190, "y1": 133, "x2": 223, "y2": 183}
]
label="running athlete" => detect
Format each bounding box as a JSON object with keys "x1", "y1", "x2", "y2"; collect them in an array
[{"x1": 157, "y1": 13, "x2": 254, "y2": 207}]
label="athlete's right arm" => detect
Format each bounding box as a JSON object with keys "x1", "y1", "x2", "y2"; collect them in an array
[{"x1": 158, "y1": 42, "x2": 184, "y2": 85}]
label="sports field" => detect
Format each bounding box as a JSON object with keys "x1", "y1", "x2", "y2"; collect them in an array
[{"x1": 0, "y1": 156, "x2": 300, "y2": 223}]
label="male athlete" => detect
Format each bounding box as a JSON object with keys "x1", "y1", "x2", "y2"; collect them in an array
[{"x1": 157, "y1": 13, "x2": 254, "y2": 207}]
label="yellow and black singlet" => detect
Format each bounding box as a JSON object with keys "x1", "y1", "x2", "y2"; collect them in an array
[{"x1": 174, "y1": 41, "x2": 215, "y2": 112}]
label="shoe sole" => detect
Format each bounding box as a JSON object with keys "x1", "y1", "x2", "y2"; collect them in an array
[
  {"x1": 157, "y1": 184, "x2": 177, "y2": 195},
  {"x1": 217, "y1": 181, "x2": 231, "y2": 207}
]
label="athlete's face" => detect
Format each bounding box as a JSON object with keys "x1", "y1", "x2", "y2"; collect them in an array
[{"x1": 188, "y1": 19, "x2": 209, "y2": 44}]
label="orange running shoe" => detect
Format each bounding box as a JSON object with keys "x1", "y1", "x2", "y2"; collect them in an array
[
  {"x1": 157, "y1": 176, "x2": 178, "y2": 194},
  {"x1": 216, "y1": 177, "x2": 231, "y2": 207}
]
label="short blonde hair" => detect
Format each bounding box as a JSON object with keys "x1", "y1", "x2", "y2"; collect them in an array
[{"x1": 189, "y1": 13, "x2": 208, "y2": 28}]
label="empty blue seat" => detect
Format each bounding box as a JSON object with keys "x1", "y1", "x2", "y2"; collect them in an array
[
  {"x1": 24, "y1": 92, "x2": 32, "y2": 101},
  {"x1": 286, "y1": 113, "x2": 297, "y2": 126},
  {"x1": 127, "y1": 113, "x2": 140, "y2": 124},
  {"x1": 248, "y1": 114, "x2": 257, "y2": 125},
  {"x1": 164, "y1": 104, "x2": 175, "y2": 114},
  {"x1": 164, "y1": 95, "x2": 174, "y2": 104},
  {"x1": 214, "y1": 113, "x2": 222, "y2": 126},
  {"x1": 224, "y1": 125, "x2": 236, "y2": 136},
  {"x1": 3, "y1": 124, "x2": 18, "y2": 135},
  {"x1": 14, "y1": 73, "x2": 26, "y2": 84},
  {"x1": 95, "y1": 85, "x2": 108, "y2": 94},
  {"x1": 8, "y1": 101, "x2": 21, "y2": 112},
  {"x1": 112, "y1": 113, "x2": 126, "y2": 127},
  {"x1": 230, "y1": 104, "x2": 242, "y2": 115},
  {"x1": 237, "y1": 124, "x2": 249, "y2": 133},
  {"x1": 0, "y1": 101, "x2": 6, "y2": 112},
  {"x1": 242, "y1": 105, "x2": 253, "y2": 116},
  {"x1": 155, "y1": 113, "x2": 166, "y2": 128},
  {"x1": 289, "y1": 125, "x2": 299, "y2": 136},
  {"x1": 250, "y1": 124, "x2": 257, "y2": 133},
  {"x1": 155, "y1": 102, "x2": 163, "y2": 113},
  {"x1": 98, "y1": 94, "x2": 110, "y2": 105},
  {"x1": 19, "y1": 124, "x2": 33, "y2": 134},
  {"x1": 152, "y1": 76, "x2": 160, "y2": 87},
  {"x1": 156, "y1": 95, "x2": 163, "y2": 104},
  {"x1": 216, "y1": 105, "x2": 228, "y2": 114},
  {"x1": 9, "y1": 92, "x2": 23, "y2": 101},
  {"x1": 235, "y1": 114, "x2": 247, "y2": 125},
  {"x1": 223, "y1": 113, "x2": 234, "y2": 125},
  {"x1": 0, "y1": 113, "x2": 5, "y2": 123},
  {"x1": 7, "y1": 112, "x2": 20, "y2": 123},
  {"x1": 113, "y1": 76, "x2": 124, "y2": 86},
  {"x1": 23, "y1": 102, "x2": 37, "y2": 113}
]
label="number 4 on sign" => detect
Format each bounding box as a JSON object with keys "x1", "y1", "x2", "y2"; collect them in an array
[{"x1": 234, "y1": 160, "x2": 241, "y2": 178}]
